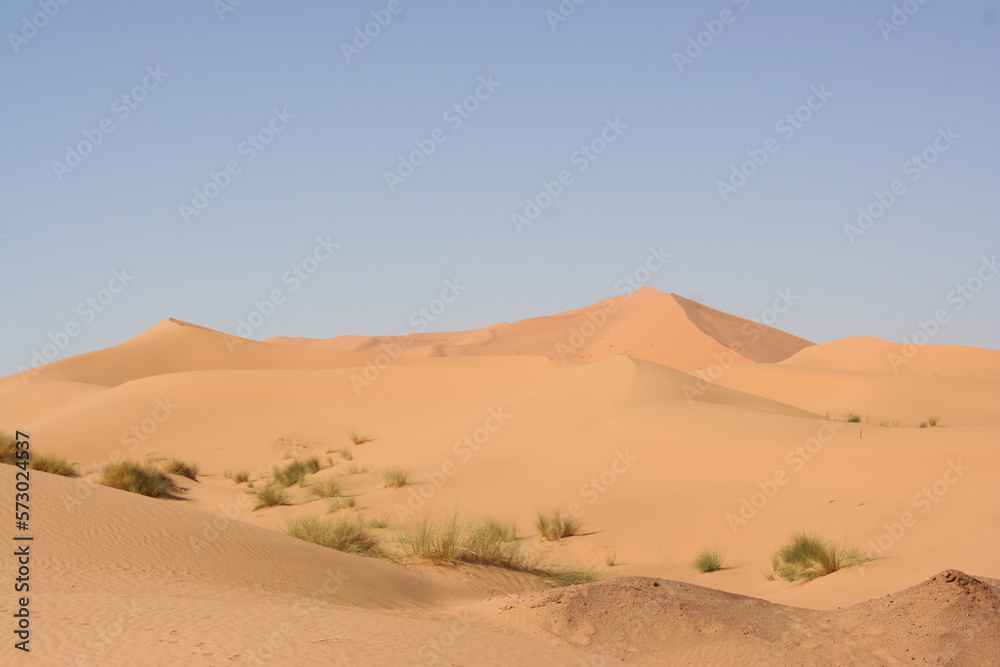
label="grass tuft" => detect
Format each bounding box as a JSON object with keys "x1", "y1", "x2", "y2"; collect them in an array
[
  {"x1": 846, "y1": 413, "x2": 861, "y2": 423},
  {"x1": 381, "y1": 468, "x2": 410, "y2": 488},
  {"x1": 767, "y1": 532, "x2": 873, "y2": 583},
  {"x1": 605, "y1": 550, "x2": 617, "y2": 567},
  {"x1": 272, "y1": 460, "x2": 311, "y2": 487},
  {"x1": 160, "y1": 457, "x2": 200, "y2": 481},
  {"x1": 344, "y1": 463, "x2": 372, "y2": 475},
  {"x1": 327, "y1": 497, "x2": 357, "y2": 512},
  {"x1": 284, "y1": 514, "x2": 384, "y2": 557},
  {"x1": 99, "y1": 461, "x2": 176, "y2": 498},
  {"x1": 349, "y1": 431, "x2": 373, "y2": 445},
  {"x1": 31, "y1": 453, "x2": 79, "y2": 477},
  {"x1": 308, "y1": 477, "x2": 343, "y2": 500},
  {"x1": 369, "y1": 514, "x2": 390, "y2": 529},
  {"x1": 304, "y1": 456, "x2": 322, "y2": 474},
  {"x1": 535, "y1": 509, "x2": 582, "y2": 541},
  {"x1": 339, "y1": 449, "x2": 353, "y2": 461},
  {"x1": 232, "y1": 470, "x2": 250, "y2": 484},
  {"x1": 252, "y1": 484, "x2": 291, "y2": 511},
  {"x1": 692, "y1": 548, "x2": 724, "y2": 573},
  {"x1": 401, "y1": 513, "x2": 596, "y2": 587}
]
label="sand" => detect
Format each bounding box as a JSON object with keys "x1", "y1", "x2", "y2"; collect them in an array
[{"x1": 1, "y1": 288, "x2": 997, "y2": 666}]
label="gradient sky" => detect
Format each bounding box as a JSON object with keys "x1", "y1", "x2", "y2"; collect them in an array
[{"x1": 2, "y1": 0, "x2": 998, "y2": 376}]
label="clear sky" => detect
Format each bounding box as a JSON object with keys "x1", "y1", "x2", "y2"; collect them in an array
[{"x1": 2, "y1": 0, "x2": 998, "y2": 375}]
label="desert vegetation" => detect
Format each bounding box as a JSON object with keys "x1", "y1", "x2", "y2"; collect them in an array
[
  {"x1": 99, "y1": 460, "x2": 176, "y2": 498},
  {"x1": 766, "y1": 533, "x2": 873, "y2": 582},
  {"x1": 692, "y1": 548, "x2": 724, "y2": 573},
  {"x1": 535, "y1": 509, "x2": 582, "y2": 541}
]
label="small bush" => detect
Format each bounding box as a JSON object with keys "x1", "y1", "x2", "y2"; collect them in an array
[
  {"x1": 605, "y1": 550, "x2": 617, "y2": 567},
  {"x1": 284, "y1": 515, "x2": 384, "y2": 557},
  {"x1": 327, "y1": 497, "x2": 357, "y2": 512},
  {"x1": 31, "y1": 453, "x2": 78, "y2": 477},
  {"x1": 232, "y1": 470, "x2": 250, "y2": 484},
  {"x1": 535, "y1": 509, "x2": 582, "y2": 541},
  {"x1": 308, "y1": 477, "x2": 343, "y2": 500},
  {"x1": 692, "y1": 549, "x2": 724, "y2": 573},
  {"x1": 767, "y1": 533, "x2": 872, "y2": 583},
  {"x1": 846, "y1": 413, "x2": 861, "y2": 423},
  {"x1": 339, "y1": 449, "x2": 353, "y2": 461},
  {"x1": 252, "y1": 484, "x2": 291, "y2": 511},
  {"x1": 304, "y1": 456, "x2": 322, "y2": 474},
  {"x1": 381, "y1": 468, "x2": 410, "y2": 488},
  {"x1": 161, "y1": 457, "x2": 200, "y2": 481},
  {"x1": 272, "y1": 460, "x2": 310, "y2": 487},
  {"x1": 99, "y1": 461, "x2": 176, "y2": 498},
  {"x1": 349, "y1": 431, "x2": 372, "y2": 445}
]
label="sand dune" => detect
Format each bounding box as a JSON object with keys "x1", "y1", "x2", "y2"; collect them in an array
[
  {"x1": 267, "y1": 287, "x2": 815, "y2": 372},
  {"x1": 1, "y1": 288, "x2": 997, "y2": 665}
]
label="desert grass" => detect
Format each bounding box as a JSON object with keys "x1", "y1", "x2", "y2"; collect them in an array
[
  {"x1": 349, "y1": 431, "x2": 373, "y2": 445},
  {"x1": 327, "y1": 497, "x2": 357, "y2": 512},
  {"x1": 339, "y1": 449, "x2": 353, "y2": 461},
  {"x1": 272, "y1": 459, "x2": 311, "y2": 487},
  {"x1": 767, "y1": 533, "x2": 873, "y2": 583},
  {"x1": 401, "y1": 513, "x2": 597, "y2": 587},
  {"x1": 344, "y1": 463, "x2": 372, "y2": 475},
  {"x1": 920, "y1": 416, "x2": 940, "y2": 428},
  {"x1": 369, "y1": 514, "x2": 390, "y2": 529},
  {"x1": 30, "y1": 453, "x2": 79, "y2": 477},
  {"x1": 308, "y1": 477, "x2": 343, "y2": 500},
  {"x1": 605, "y1": 550, "x2": 617, "y2": 567},
  {"x1": 284, "y1": 515, "x2": 384, "y2": 557},
  {"x1": 160, "y1": 457, "x2": 200, "y2": 481},
  {"x1": 252, "y1": 484, "x2": 291, "y2": 511},
  {"x1": 692, "y1": 548, "x2": 724, "y2": 573},
  {"x1": 381, "y1": 468, "x2": 410, "y2": 488},
  {"x1": 232, "y1": 470, "x2": 250, "y2": 484},
  {"x1": 535, "y1": 509, "x2": 582, "y2": 541},
  {"x1": 846, "y1": 413, "x2": 861, "y2": 423},
  {"x1": 0, "y1": 432, "x2": 78, "y2": 476},
  {"x1": 99, "y1": 461, "x2": 176, "y2": 498},
  {"x1": 304, "y1": 456, "x2": 322, "y2": 474}
]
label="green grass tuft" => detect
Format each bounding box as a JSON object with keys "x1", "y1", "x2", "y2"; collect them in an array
[
  {"x1": 339, "y1": 449, "x2": 353, "y2": 461},
  {"x1": 767, "y1": 532, "x2": 873, "y2": 583},
  {"x1": 327, "y1": 497, "x2": 357, "y2": 512},
  {"x1": 692, "y1": 548, "x2": 724, "y2": 573},
  {"x1": 535, "y1": 509, "x2": 582, "y2": 541},
  {"x1": 232, "y1": 470, "x2": 250, "y2": 484},
  {"x1": 99, "y1": 461, "x2": 176, "y2": 498},
  {"x1": 284, "y1": 515, "x2": 384, "y2": 557},
  {"x1": 272, "y1": 460, "x2": 311, "y2": 487},
  {"x1": 31, "y1": 453, "x2": 79, "y2": 477},
  {"x1": 846, "y1": 413, "x2": 861, "y2": 423},
  {"x1": 304, "y1": 456, "x2": 322, "y2": 474}
]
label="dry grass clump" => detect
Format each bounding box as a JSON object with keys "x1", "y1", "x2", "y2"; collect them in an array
[
  {"x1": 767, "y1": 533, "x2": 873, "y2": 583},
  {"x1": 284, "y1": 515, "x2": 384, "y2": 557},
  {"x1": 99, "y1": 461, "x2": 176, "y2": 498},
  {"x1": 381, "y1": 468, "x2": 410, "y2": 488},
  {"x1": 327, "y1": 497, "x2": 357, "y2": 512},
  {"x1": 160, "y1": 457, "x2": 200, "y2": 481},
  {"x1": 308, "y1": 477, "x2": 343, "y2": 500},
  {"x1": 272, "y1": 459, "x2": 312, "y2": 487},
  {"x1": 232, "y1": 470, "x2": 250, "y2": 484},
  {"x1": 0, "y1": 432, "x2": 78, "y2": 476},
  {"x1": 401, "y1": 513, "x2": 597, "y2": 587},
  {"x1": 349, "y1": 431, "x2": 373, "y2": 445},
  {"x1": 252, "y1": 484, "x2": 291, "y2": 511},
  {"x1": 535, "y1": 509, "x2": 582, "y2": 541}
]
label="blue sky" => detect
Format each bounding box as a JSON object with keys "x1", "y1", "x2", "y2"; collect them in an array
[{"x1": 2, "y1": 0, "x2": 998, "y2": 375}]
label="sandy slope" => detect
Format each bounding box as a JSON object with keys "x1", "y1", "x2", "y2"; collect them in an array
[
  {"x1": 267, "y1": 287, "x2": 815, "y2": 372},
  {"x1": 1, "y1": 288, "x2": 998, "y2": 665}
]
